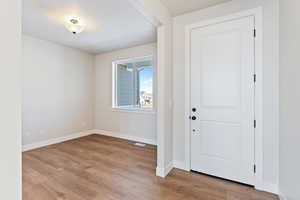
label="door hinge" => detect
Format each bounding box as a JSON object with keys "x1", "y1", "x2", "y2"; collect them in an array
[
  {"x1": 254, "y1": 29, "x2": 256, "y2": 37},
  {"x1": 254, "y1": 164, "x2": 256, "y2": 173},
  {"x1": 253, "y1": 74, "x2": 256, "y2": 83},
  {"x1": 254, "y1": 120, "x2": 257, "y2": 128}
]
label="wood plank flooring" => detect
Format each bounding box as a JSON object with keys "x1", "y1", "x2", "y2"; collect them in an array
[{"x1": 23, "y1": 134, "x2": 278, "y2": 200}]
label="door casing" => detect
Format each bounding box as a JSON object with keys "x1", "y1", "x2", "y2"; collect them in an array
[{"x1": 184, "y1": 7, "x2": 263, "y2": 190}]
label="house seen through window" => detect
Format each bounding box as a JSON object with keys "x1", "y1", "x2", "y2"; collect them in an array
[{"x1": 113, "y1": 56, "x2": 153, "y2": 111}]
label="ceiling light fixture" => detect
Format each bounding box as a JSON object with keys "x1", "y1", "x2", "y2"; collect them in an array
[{"x1": 65, "y1": 17, "x2": 85, "y2": 34}]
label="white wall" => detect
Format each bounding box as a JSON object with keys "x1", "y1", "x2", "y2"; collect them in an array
[
  {"x1": 279, "y1": 0, "x2": 300, "y2": 199},
  {"x1": 94, "y1": 43, "x2": 157, "y2": 144},
  {"x1": 127, "y1": 0, "x2": 173, "y2": 177},
  {"x1": 172, "y1": 0, "x2": 279, "y2": 191},
  {"x1": 22, "y1": 35, "x2": 95, "y2": 146},
  {"x1": 156, "y1": 24, "x2": 173, "y2": 176},
  {"x1": 0, "y1": 0, "x2": 22, "y2": 199}
]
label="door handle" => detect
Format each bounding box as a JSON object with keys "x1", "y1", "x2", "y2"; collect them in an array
[{"x1": 191, "y1": 116, "x2": 197, "y2": 120}]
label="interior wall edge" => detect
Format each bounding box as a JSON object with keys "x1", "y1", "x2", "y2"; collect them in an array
[{"x1": 156, "y1": 160, "x2": 173, "y2": 177}]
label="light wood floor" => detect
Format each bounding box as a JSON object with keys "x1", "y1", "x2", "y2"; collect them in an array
[{"x1": 23, "y1": 134, "x2": 278, "y2": 200}]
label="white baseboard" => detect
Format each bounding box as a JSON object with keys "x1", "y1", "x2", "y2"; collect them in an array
[
  {"x1": 22, "y1": 130, "x2": 92, "y2": 152},
  {"x1": 255, "y1": 181, "x2": 279, "y2": 195},
  {"x1": 156, "y1": 161, "x2": 173, "y2": 177},
  {"x1": 90, "y1": 129, "x2": 157, "y2": 145},
  {"x1": 173, "y1": 160, "x2": 188, "y2": 171},
  {"x1": 279, "y1": 194, "x2": 287, "y2": 200},
  {"x1": 165, "y1": 161, "x2": 174, "y2": 176},
  {"x1": 22, "y1": 129, "x2": 156, "y2": 152},
  {"x1": 278, "y1": 190, "x2": 288, "y2": 200}
]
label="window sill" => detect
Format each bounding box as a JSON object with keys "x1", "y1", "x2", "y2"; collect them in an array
[{"x1": 112, "y1": 107, "x2": 156, "y2": 115}]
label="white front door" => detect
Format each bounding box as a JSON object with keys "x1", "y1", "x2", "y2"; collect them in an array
[{"x1": 190, "y1": 16, "x2": 255, "y2": 185}]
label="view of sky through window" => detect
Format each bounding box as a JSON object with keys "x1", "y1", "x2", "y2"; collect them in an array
[{"x1": 140, "y1": 66, "x2": 153, "y2": 93}]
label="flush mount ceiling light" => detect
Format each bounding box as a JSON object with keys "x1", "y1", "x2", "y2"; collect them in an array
[{"x1": 65, "y1": 17, "x2": 85, "y2": 34}]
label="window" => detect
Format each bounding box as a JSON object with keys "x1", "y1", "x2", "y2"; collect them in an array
[{"x1": 113, "y1": 56, "x2": 153, "y2": 111}]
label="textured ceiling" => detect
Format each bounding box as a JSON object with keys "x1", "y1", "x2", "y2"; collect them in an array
[{"x1": 22, "y1": 0, "x2": 156, "y2": 54}]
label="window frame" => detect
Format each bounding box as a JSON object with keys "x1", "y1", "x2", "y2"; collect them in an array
[{"x1": 112, "y1": 55, "x2": 155, "y2": 114}]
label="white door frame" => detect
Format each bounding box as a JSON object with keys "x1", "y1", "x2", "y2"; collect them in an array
[{"x1": 184, "y1": 7, "x2": 263, "y2": 188}]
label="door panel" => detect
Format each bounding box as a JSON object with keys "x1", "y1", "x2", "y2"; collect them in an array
[{"x1": 190, "y1": 16, "x2": 255, "y2": 185}]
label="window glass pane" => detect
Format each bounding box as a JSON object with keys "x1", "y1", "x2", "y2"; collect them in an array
[
  {"x1": 138, "y1": 65, "x2": 153, "y2": 109},
  {"x1": 114, "y1": 57, "x2": 153, "y2": 110},
  {"x1": 116, "y1": 63, "x2": 137, "y2": 107}
]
